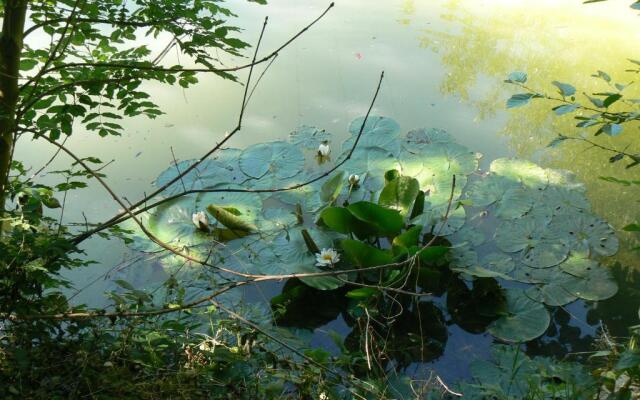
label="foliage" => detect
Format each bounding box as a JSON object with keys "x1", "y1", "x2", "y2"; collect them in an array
[{"x1": 504, "y1": 64, "x2": 640, "y2": 168}]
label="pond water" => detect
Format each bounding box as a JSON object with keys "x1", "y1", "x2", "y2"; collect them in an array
[{"x1": 15, "y1": 0, "x2": 640, "y2": 387}]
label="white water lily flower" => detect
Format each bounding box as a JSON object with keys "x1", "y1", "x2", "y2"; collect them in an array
[
  {"x1": 317, "y1": 141, "x2": 331, "y2": 157},
  {"x1": 192, "y1": 211, "x2": 209, "y2": 231},
  {"x1": 315, "y1": 248, "x2": 340, "y2": 267},
  {"x1": 348, "y1": 174, "x2": 360, "y2": 185}
]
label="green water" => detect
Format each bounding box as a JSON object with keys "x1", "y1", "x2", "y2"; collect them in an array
[{"x1": 14, "y1": 0, "x2": 640, "y2": 383}]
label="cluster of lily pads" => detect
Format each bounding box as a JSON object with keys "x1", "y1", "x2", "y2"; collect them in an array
[{"x1": 121, "y1": 116, "x2": 618, "y2": 344}]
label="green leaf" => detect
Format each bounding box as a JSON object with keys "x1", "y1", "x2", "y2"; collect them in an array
[
  {"x1": 585, "y1": 94, "x2": 605, "y2": 108},
  {"x1": 506, "y1": 71, "x2": 527, "y2": 83},
  {"x1": 591, "y1": 70, "x2": 611, "y2": 82},
  {"x1": 320, "y1": 171, "x2": 346, "y2": 204},
  {"x1": 488, "y1": 288, "x2": 550, "y2": 342},
  {"x1": 602, "y1": 123, "x2": 623, "y2": 136},
  {"x1": 409, "y1": 190, "x2": 425, "y2": 219},
  {"x1": 319, "y1": 207, "x2": 361, "y2": 235},
  {"x1": 547, "y1": 134, "x2": 569, "y2": 148},
  {"x1": 297, "y1": 264, "x2": 345, "y2": 291},
  {"x1": 551, "y1": 81, "x2": 576, "y2": 97},
  {"x1": 552, "y1": 104, "x2": 578, "y2": 115},
  {"x1": 616, "y1": 350, "x2": 640, "y2": 370},
  {"x1": 623, "y1": 223, "x2": 640, "y2": 232},
  {"x1": 392, "y1": 225, "x2": 423, "y2": 249},
  {"x1": 507, "y1": 93, "x2": 538, "y2": 108},
  {"x1": 417, "y1": 246, "x2": 449, "y2": 263},
  {"x1": 239, "y1": 141, "x2": 304, "y2": 180},
  {"x1": 19, "y1": 59, "x2": 38, "y2": 71},
  {"x1": 340, "y1": 239, "x2": 394, "y2": 268},
  {"x1": 207, "y1": 205, "x2": 256, "y2": 232},
  {"x1": 347, "y1": 201, "x2": 404, "y2": 237},
  {"x1": 345, "y1": 287, "x2": 379, "y2": 299},
  {"x1": 603, "y1": 93, "x2": 622, "y2": 108},
  {"x1": 378, "y1": 175, "x2": 420, "y2": 217}
]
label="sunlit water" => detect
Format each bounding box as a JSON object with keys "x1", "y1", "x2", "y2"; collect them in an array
[{"x1": 15, "y1": 0, "x2": 640, "y2": 384}]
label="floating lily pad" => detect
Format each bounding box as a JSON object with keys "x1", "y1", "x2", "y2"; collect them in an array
[
  {"x1": 495, "y1": 217, "x2": 569, "y2": 268},
  {"x1": 419, "y1": 174, "x2": 467, "y2": 208},
  {"x1": 145, "y1": 196, "x2": 207, "y2": 248},
  {"x1": 239, "y1": 141, "x2": 305, "y2": 180},
  {"x1": 525, "y1": 278, "x2": 578, "y2": 307},
  {"x1": 490, "y1": 158, "x2": 548, "y2": 191},
  {"x1": 495, "y1": 188, "x2": 534, "y2": 220},
  {"x1": 510, "y1": 264, "x2": 559, "y2": 284},
  {"x1": 347, "y1": 116, "x2": 401, "y2": 149},
  {"x1": 255, "y1": 207, "x2": 298, "y2": 232},
  {"x1": 194, "y1": 184, "x2": 262, "y2": 225},
  {"x1": 465, "y1": 174, "x2": 519, "y2": 207},
  {"x1": 288, "y1": 125, "x2": 332, "y2": 150},
  {"x1": 271, "y1": 227, "x2": 339, "y2": 265},
  {"x1": 548, "y1": 213, "x2": 619, "y2": 257},
  {"x1": 488, "y1": 288, "x2": 550, "y2": 342},
  {"x1": 482, "y1": 253, "x2": 515, "y2": 275},
  {"x1": 153, "y1": 151, "x2": 245, "y2": 195},
  {"x1": 542, "y1": 186, "x2": 591, "y2": 215},
  {"x1": 415, "y1": 203, "x2": 466, "y2": 236},
  {"x1": 466, "y1": 345, "x2": 539, "y2": 399},
  {"x1": 422, "y1": 142, "x2": 478, "y2": 176},
  {"x1": 402, "y1": 128, "x2": 453, "y2": 151},
  {"x1": 398, "y1": 149, "x2": 425, "y2": 177},
  {"x1": 447, "y1": 225, "x2": 485, "y2": 247},
  {"x1": 448, "y1": 242, "x2": 478, "y2": 270},
  {"x1": 557, "y1": 253, "x2": 618, "y2": 301}
]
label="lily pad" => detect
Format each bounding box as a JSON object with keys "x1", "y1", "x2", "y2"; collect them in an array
[
  {"x1": 398, "y1": 149, "x2": 425, "y2": 177},
  {"x1": 422, "y1": 142, "x2": 478, "y2": 176},
  {"x1": 465, "y1": 174, "x2": 519, "y2": 207},
  {"x1": 239, "y1": 141, "x2": 305, "y2": 180},
  {"x1": 495, "y1": 217, "x2": 569, "y2": 268},
  {"x1": 288, "y1": 125, "x2": 332, "y2": 150},
  {"x1": 542, "y1": 186, "x2": 591, "y2": 215},
  {"x1": 348, "y1": 115, "x2": 400, "y2": 148},
  {"x1": 195, "y1": 184, "x2": 262, "y2": 225},
  {"x1": 419, "y1": 174, "x2": 467, "y2": 208},
  {"x1": 548, "y1": 213, "x2": 619, "y2": 257},
  {"x1": 488, "y1": 288, "x2": 550, "y2": 342},
  {"x1": 402, "y1": 128, "x2": 453, "y2": 151},
  {"x1": 272, "y1": 227, "x2": 339, "y2": 265},
  {"x1": 490, "y1": 158, "x2": 549, "y2": 191},
  {"x1": 145, "y1": 196, "x2": 208, "y2": 248},
  {"x1": 153, "y1": 151, "x2": 245, "y2": 195},
  {"x1": 557, "y1": 253, "x2": 618, "y2": 301},
  {"x1": 525, "y1": 279, "x2": 578, "y2": 307},
  {"x1": 495, "y1": 188, "x2": 534, "y2": 220},
  {"x1": 414, "y1": 203, "x2": 466, "y2": 236}
]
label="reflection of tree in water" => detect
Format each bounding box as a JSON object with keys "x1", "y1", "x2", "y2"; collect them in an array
[
  {"x1": 519, "y1": 263, "x2": 640, "y2": 360},
  {"x1": 414, "y1": 0, "x2": 640, "y2": 266},
  {"x1": 271, "y1": 270, "x2": 507, "y2": 374}
]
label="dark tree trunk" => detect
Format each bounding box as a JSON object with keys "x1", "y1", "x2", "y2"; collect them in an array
[{"x1": 0, "y1": 0, "x2": 27, "y2": 212}]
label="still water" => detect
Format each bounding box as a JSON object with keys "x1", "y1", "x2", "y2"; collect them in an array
[{"x1": 16, "y1": 0, "x2": 640, "y2": 384}]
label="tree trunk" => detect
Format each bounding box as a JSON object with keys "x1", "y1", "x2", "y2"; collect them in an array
[{"x1": 0, "y1": 0, "x2": 28, "y2": 212}]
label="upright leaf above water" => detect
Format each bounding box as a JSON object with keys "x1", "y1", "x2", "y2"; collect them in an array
[
  {"x1": 347, "y1": 201, "x2": 404, "y2": 237},
  {"x1": 378, "y1": 173, "x2": 420, "y2": 217}
]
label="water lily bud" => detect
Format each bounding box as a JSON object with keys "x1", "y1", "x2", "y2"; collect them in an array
[
  {"x1": 318, "y1": 141, "x2": 330, "y2": 157},
  {"x1": 192, "y1": 211, "x2": 209, "y2": 231},
  {"x1": 348, "y1": 174, "x2": 360, "y2": 185}
]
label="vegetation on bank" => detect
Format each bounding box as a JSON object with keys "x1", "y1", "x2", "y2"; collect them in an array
[{"x1": 0, "y1": 0, "x2": 639, "y2": 399}]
